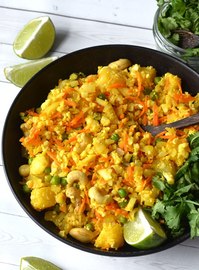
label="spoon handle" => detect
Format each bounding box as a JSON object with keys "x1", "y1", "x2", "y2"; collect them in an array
[
  {"x1": 166, "y1": 112, "x2": 199, "y2": 129},
  {"x1": 143, "y1": 113, "x2": 199, "y2": 136}
]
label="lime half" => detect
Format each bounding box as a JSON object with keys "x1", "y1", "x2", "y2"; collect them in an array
[
  {"x1": 13, "y1": 16, "x2": 56, "y2": 59},
  {"x1": 20, "y1": 256, "x2": 61, "y2": 270},
  {"x1": 123, "y1": 208, "x2": 167, "y2": 249},
  {"x1": 4, "y1": 56, "x2": 57, "y2": 87}
]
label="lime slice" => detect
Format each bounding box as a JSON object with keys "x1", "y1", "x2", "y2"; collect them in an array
[
  {"x1": 20, "y1": 256, "x2": 61, "y2": 270},
  {"x1": 123, "y1": 208, "x2": 167, "y2": 249},
  {"x1": 13, "y1": 16, "x2": 56, "y2": 59},
  {"x1": 4, "y1": 56, "x2": 57, "y2": 87}
]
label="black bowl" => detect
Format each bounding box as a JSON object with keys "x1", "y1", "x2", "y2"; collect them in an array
[{"x1": 2, "y1": 45, "x2": 199, "y2": 257}]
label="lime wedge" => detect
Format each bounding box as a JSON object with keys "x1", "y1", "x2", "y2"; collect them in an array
[
  {"x1": 13, "y1": 16, "x2": 56, "y2": 59},
  {"x1": 20, "y1": 256, "x2": 61, "y2": 270},
  {"x1": 123, "y1": 208, "x2": 167, "y2": 249},
  {"x1": 4, "y1": 56, "x2": 57, "y2": 87}
]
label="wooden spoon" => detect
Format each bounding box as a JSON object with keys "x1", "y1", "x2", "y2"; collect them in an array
[
  {"x1": 174, "y1": 29, "x2": 199, "y2": 49},
  {"x1": 141, "y1": 112, "x2": 199, "y2": 136}
]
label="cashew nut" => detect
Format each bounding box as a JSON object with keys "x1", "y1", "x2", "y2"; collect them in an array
[
  {"x1": 73, "y1": 133, "x2": 92, "y2": 154},
  {"x1": 65, "y1": 186, "x2": 82, "y2": 212},
  {"x1": 69, "y1": 227, "x2": 97, "y2": 243},
  {"x1": 19, "y1": 164, "x2": 30, "y2": 177},
  {"x1": 88, "y1": 186, "x2": 112, "y2": 204},
  {"x1": 65, "y1": 186, "x2": 81, "y2": 200},
  {"x1": 108, "y1": 59, "x2": 131, "y2": 70},
  {"x1": 67, "y1": 170, "x2": 88, "y2": 189}
]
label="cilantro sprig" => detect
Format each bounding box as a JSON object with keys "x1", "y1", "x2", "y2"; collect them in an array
[
  {"x1": 152, "y1": 132, "x2": 199, "y2": 238},
  {"x1": 156, "y1": 0, "x2": 199, "y2": 57}
]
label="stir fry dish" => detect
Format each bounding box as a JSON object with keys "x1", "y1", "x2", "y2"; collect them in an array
[{"x1": 19, "y1": 59, "x2": 199, "y2": 250}]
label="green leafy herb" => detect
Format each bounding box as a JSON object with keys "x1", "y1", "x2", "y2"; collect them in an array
[
  {"x1": 152, "y1": 131, "x2": 199, "y2": 238},
  {"x1": 156, "y1": 0, "x2": 199, "y2": 57}
]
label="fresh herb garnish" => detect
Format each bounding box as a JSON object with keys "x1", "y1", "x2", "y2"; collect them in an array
[
  {"x1": 152, "y1": 131, "x2": 199, "y2": 238},
  {"x1": 156, "y1": 0, "x2": 199, "y2": 57}
]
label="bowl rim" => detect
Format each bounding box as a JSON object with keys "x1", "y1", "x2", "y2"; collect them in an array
[{"x1": 2, "y1": 44, "x2": 194, "y2": 257}]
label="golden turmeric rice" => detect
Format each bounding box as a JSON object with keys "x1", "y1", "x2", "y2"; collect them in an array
[{"x1": 19, "y1": 59, "x2": 199, "y2": 250}]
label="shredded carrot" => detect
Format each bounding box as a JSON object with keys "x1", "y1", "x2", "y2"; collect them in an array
[
  {"x1": 51, "y1": 111, "x2": 62, "y2": 119},
  {"x1": 26, "y1": 109, "x2": 39, "y2": 117},
  {"x1": 115, "y1": 208, "x2": 129, "y2": 217},
  {"x1": 24, "y1": 127, "x2": 41, "y2": 146},
  {"x1": 65, "y1": 136, "x2": 77, "y2": 144},
  {"x1": 108, "y1": 82, "x2": 126, "y2": 89},
  {"x1": 122, "y1": 166, "x2": 134, "y2": 187},
  {"x1": 46, "y1": 151, "x2": 60, "y2": 166},
  {"x1": 155, "y1": 130, "x2": 177, "y2": 140},
  {"x1": 60, "y1": 204, "x2": 67, "y2": 213},
  {"x1": 143, "y1": 163, "x2": 152, "y2": 169},
  {"x1": 137, "y1": 98, "x2": 148, "y2": 119},
  {"x1": 105, "y1": 202, "x2": 118, "y2": 211},
  {"x1": 174, "y1": 93, "x2": 195, "y2": 103},
  {"x1": 119, "y1": 131, "x2": 129, "y2": 152},
  {"x1": 78, "y1": 196, "x2": 87, "y2": 213},
  {"x1": 118, "y1": 117, "x2": 128, "y2": 129},
  {"x1": 95, "y1": 210, "x2": 102, "y2": 220},
  {"x1": 141, "y1": 176, "x2": 152, "y2": 190},
  {"x1": 135, "y1": 71, "x2": 143, "y2": 96},
  {"x1": 86, "y1": 74, "x2": 98, "y2": 83},
  {"x1": 164, "y1": 76, "x2": 170, "y2": 91},
  {"x1": 70, "y1": 111, "x2": 85, "y2": 128},
  {"x1": 119, "y1": 113, "x2": 125, "y2": 120},
  {"x1": 51, "y1": 138, "x2": 64, "y2": 149},
  {"x1": 64, "y1": 99, "x2": 77, "y2": 107}
]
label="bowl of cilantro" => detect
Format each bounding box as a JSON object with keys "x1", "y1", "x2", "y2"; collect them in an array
[{"x1": 153, "y1": 0, "x2": 199, "y2": 72}]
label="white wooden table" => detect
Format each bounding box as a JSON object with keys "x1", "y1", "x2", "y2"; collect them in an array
[{"x1": 1, "y1": 1, "x2": 199, "y2": 269}]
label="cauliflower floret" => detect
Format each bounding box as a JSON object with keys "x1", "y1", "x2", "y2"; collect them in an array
[
  {"x1": 94, "y1": 222, "x2": 124, "y2": 250},
  {"x1": 30, "y1": 153, "x2": 49, "y2": 175},
  {"x1": 30, "y1": 187, "x2": 56, "y2": 211}
]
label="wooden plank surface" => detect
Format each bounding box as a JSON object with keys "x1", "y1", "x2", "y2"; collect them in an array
[{"x1": 1, "y1": 1, "x2": 199, "y2": 269}]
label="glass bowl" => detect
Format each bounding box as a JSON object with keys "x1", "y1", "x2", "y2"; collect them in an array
[{"x1": 153, "y1": 4, "x2": 199, "y2": 72}]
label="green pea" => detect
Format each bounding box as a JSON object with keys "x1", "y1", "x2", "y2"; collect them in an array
[
  {"x1": 143, "y1": 88, "x2": 152, "y2": 95},
  {"x1": 28, "y1": 157, "x2": 33, "y2": 164},
  {"x1": 93, "y1": 112, "x2": 102, "y2": 121},
  {"x1": 129, "y1": 155, "x2": 134, "y2": 162},
  {"x1": 98, "y1": 93, "x2": 106, "y2": 100},
  {"x1": 118, "y1": 215, "x2": 127, "y2": 224},
  {"x1": 119, "y1": 200, "x2": 128, "y2": 208},
  {"x1": 44, "y1": 167, "x2": 51, "y2": 174},
  {"x1": 61, "y1": 177, "x2": 67, "y2": 186},
  {"x1": 111, "y1": 133, "x2": 120, "y2": 142},
  {"x1": 155, "y1": 138, "x2": 164, "y2": 144},
  {"x1": 54, "y1": 204, "x2": 60, "y2": 213},
  {"x1": 69, "y1": 73, "x2": 78, "y2": 80},
  {"x1": 85, "y1": 223, "x2": 94, "y2": 231},
  {"x1": 50, "y1": 175, "x2": 61, "y2": 185},
  {"x1": 154, "y1": 76, "x2": 161, "y2": 84},
  {"x1": 23, "y1": 184, "x2": 31, "y2": 193},
  {"x1": 44, "y1": 175, "x2": 52, "y2": 182},
  {"x1": 150, "y1": 90, "x2": 159, "y2": 101},
  {"x1": 118, "y1": 188, "x2": 127, "y2": 198},
  {"x1": 62, "y1": 132, "x2": 68, "y2": 141},
  {"x1": 20, "y1": 112, "x2": 26, "y2": 120}
]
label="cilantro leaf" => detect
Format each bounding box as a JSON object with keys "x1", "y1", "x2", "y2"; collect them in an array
[
  {"x1": 156, "y1": 0, "x2": 199, "y2": 56},
  {"x1": 188, "y1": 209, "x2": 199, "y2": 238},
  {"x1": 164, "y1": 204, "x2": 183, "y2": 231}
]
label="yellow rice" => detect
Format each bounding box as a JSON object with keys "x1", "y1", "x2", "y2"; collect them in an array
[{"x1": 19, "y1": 59, "x2": 199, "y2": 250}]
